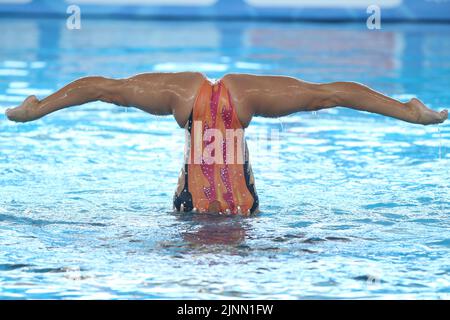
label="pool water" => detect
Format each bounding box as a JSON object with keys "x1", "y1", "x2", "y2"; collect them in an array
[{"x1": 0, "y1": 18, "x2": 449, "y2": 299}]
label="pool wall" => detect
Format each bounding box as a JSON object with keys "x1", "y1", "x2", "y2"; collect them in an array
[{"x1": 1, "y1": 0, "x2": 450, "y2": 21}]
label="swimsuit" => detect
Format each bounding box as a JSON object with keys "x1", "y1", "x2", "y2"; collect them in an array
[{"x1": 173, "y1": 79, "x2": 259, "y2": 215}]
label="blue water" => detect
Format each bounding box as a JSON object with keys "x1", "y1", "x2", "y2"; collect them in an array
[{"x1": 0, "y1": 18, "x2": 449, "y2": 299}]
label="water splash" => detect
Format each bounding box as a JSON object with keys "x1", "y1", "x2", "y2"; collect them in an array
[
  {"x1": 437, "y1": 124, "x2": 444, "y2": 213},
  {"x1": 276, "y1": 118, "x2": 285, "y2": 133},
  {"x1": 438, "y1": 125, "x2": 442, "y2": 161}
]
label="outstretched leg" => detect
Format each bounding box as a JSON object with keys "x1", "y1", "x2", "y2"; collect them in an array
[
  {"x1": 5, "y1": 72, "x2": 205, "y2": 127},
  {"x1": 223, "y1": 74, "x2": 448, "y2": 126}
]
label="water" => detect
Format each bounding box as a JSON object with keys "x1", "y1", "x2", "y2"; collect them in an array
[{"x1": 0, "y1": 18, "x2": 449, "y2": 299}]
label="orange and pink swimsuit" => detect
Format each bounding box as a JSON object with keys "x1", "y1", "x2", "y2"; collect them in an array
[{"x1": 173, "y1": 79, "x2": 259, "y2": 215}]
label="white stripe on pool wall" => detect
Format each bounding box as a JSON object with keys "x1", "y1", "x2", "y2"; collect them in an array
[
  {"x1": 245, "y1": 0, "x2": 402, "y2": 9},
  {"x1": 67, "y1": 0, "x2": 217, "y2": 6}
]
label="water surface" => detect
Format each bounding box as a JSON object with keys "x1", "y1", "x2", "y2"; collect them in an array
[{"x1": 0, "y1": 18, "x2": 449, "y2": 299}]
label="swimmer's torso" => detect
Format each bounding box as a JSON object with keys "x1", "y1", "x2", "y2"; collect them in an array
[{"x1": 173, "y1": 79, "x2": 259, "y2": 215}]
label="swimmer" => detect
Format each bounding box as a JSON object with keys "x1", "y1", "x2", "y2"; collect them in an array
[{"x1": 5, "y1": 72, "x2": 448, "y2": 215}]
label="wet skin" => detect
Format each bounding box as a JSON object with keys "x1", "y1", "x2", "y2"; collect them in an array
[
  {"x1": 5, "y1": 72, "x2": 448, "y2": 214},
  {"x1": 5, "y1": 72, "x2": 448, "y2": 127}
]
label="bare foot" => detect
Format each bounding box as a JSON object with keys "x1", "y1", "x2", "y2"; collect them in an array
[
  {"x1": 5, "y1": 95, "x2": 41, "y2": 122},
  {"x1": 406, "y1": 98, "x2": 448, "y2": 125}
]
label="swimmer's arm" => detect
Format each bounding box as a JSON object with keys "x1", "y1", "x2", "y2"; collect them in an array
[
  {"x1": 224, "y1": 74, "x2": 447, "y2": 126},
  {"x1": 5, "y1": 72, "x2": 205, "y2": 127}
]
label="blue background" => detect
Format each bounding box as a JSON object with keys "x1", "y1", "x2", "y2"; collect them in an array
[{"x1": 0, "y1": 0, "x2": 450, "y2": 21}]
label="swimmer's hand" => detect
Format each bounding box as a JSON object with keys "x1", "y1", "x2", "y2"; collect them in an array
[
  {"x1": 5, "y1": 95, "x2": 41, "y2": 122},
  {"x1": 406, "y1": 98, "x2": 448, "y2": 125}
]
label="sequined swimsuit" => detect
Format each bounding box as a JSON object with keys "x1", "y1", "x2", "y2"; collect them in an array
[{"x1": 173, "y1": 79, "x2": 259, "y2": 215}]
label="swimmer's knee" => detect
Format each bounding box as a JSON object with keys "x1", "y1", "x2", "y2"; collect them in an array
[
  {"x1": 97, "y1": 78, "x2": 128, "y2": 106},
  {"x1": 309, "y1": 84, "x2": 341, "y2": 110}
]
